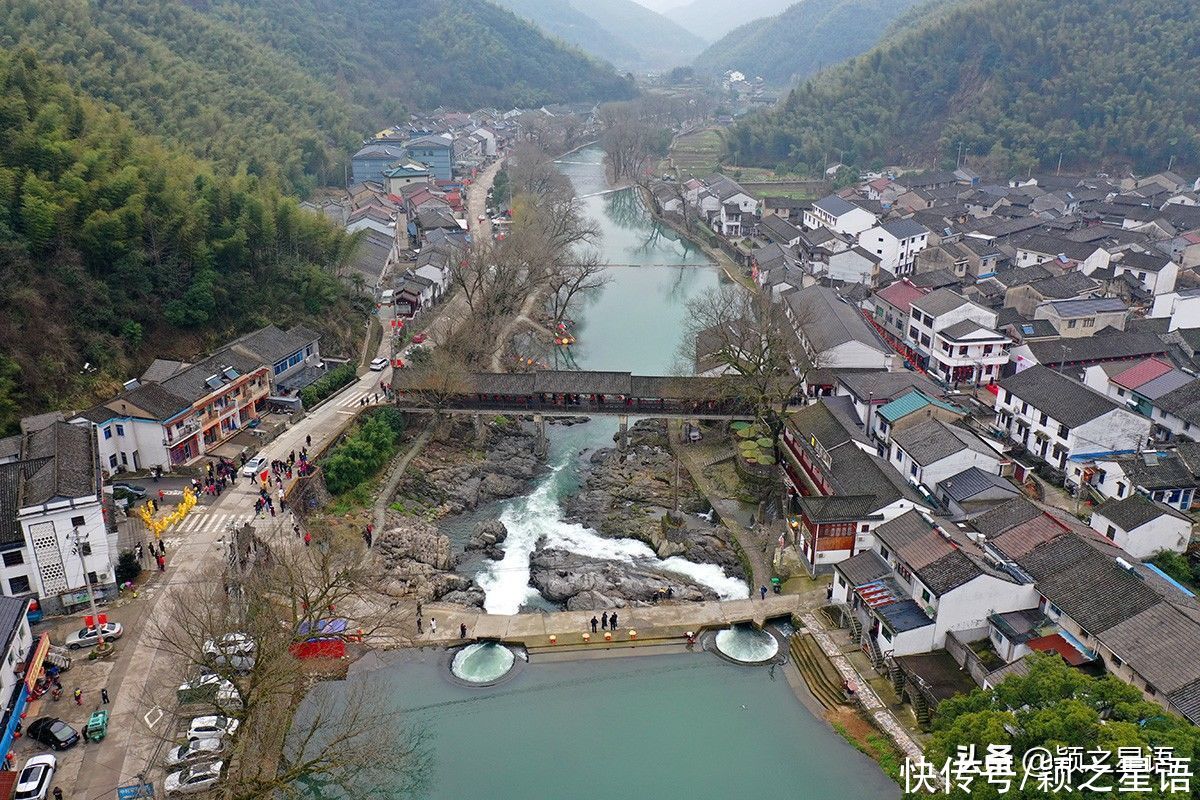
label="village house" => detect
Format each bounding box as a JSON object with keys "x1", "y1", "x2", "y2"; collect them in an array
[
  {"x1": 870, "y1": 279, "x2": 927, "y2": 343},
  {"x1": 403, "y1": 134, "x2": 455, "y2": 181},
  {"x1": 857, "y1": 218, "x2": 930, "y2": 275},
  {"x1": 995, "y1": 365, "x2": 1153, "y2": 487},
  {"x1": 934, "y1": 466, "x2": 1021, "y2": 520},
  {"x1": 382, "y1": 162, "x2": 433, "y2": 194},
  {"x1": 871, "y1": 389, "x2": 966, "y2": 446},
  {"x1": 1150, "y1": 287, "x2": 1200, "y2": 330},
  {"x1": 1087, "y1": 446, "x2": 1200, "y2": 511},
  {"x1": 1032, "y1": 298, "x2": 1128, "y2": 337},
  {"x1": 1088, "y1": 494, "x2": 1191, "y2": 558},
  {"x1": 888, "y1": 418, "x2": 1005, "y2": 495},
  {"x1": 350, "y1": 144, "x2": 407, "y2": 185},
  {"x1": 0, "y1": 421, "x2": 117, "y2": 614},
  {"x1": 824, "y1": 247, "x2": 882, "y2": 286},
  {"x1": 1082, "y1": 357, "x2": 1199, "y2": 441},
  {"x1": 1007, "y1": 330, "x2": 1169, "y2": 374},
  {"x1": 803, "y1": 195, "x2": 877, "y2": 237},
  {"x1": 1113, "y1": 250, "x2": 1178, "y2": 296},
  {"x1": 784, "y1": 286, "x2": 894, "y2": 371},
  {"x1": 1004, "y1": 271, "x2": 1102, "y2": 318},
  {"x1": 780, "y1": 399, "x2": 929, "y2": 575},
  {"x1": 906, "y1": 289, "x2": 1009, "y2": 385},
  {"x1": 834, "y1": 371, "x2": 942, "y2": 434}
]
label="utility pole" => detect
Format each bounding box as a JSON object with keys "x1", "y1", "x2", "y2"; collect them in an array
[
  {"x1": 956, "y1": 141, "x2": 964, "y2": 169},
  {"x1": 1056, "y1": 151, "x2": 1063, "y2": 177},
  {"x1": 227, "y1": 523, "x2": 246, "y2": 624},
  {"x1": 70, "y1": 527, "x2": 105, "y2": 649}
]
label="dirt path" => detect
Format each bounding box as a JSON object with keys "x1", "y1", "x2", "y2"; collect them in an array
[{"x1": 372, "y1": 426, "x2": 435, "y2": 534}]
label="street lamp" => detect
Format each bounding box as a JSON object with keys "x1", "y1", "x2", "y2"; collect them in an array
[{"x1": 70, "y1": 526, "x2": 106, "y2": 650}]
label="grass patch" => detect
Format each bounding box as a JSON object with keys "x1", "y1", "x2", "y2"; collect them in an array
[{"x1": 831, "y1": 721, "x2": 904, "y2": 783}]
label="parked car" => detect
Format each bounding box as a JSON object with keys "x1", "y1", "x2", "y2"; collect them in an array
[
  {"x1": 111, "y1": 483, "x2": 148, "y2": 504},
  {"x1": 166, "y1": 737, "x2": 228, "y2": 767},
  {"x1": 164, "y1": 760, "x2": 224, "y2": 796},
  {"x1": 13, "y1": 754, "x2": 56, "y2": 800},
  {"x1": 241, "y1": 456, "x2": 266, "y2": 478},
  {"x1": 27, "y1": 718, "x2": 79, "y2": 751},
  {"x1": 203, "y1": 633, "x2": 256, "y2": 672},
  {"x1": 177, "y1": 674, "x2": 242, "y2": 712},
  {"x1": 186, "y1": 716, "x2": 240, "y2": 742},
  {"x1": 369, "y1": 357, "x2": 388, "y2": 371},
  {"x1": 64, "y1": 621, "x2": 123, "y2": 650}
]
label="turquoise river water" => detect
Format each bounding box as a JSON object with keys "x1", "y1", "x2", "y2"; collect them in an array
[{"x1": 298, "y1": 147, "x2": 900, "y2": 799}]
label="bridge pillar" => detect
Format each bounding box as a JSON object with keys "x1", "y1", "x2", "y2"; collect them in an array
[
  {"x1": 617, "y1": 415, "x2": 629, "y2": 452},
  {"x1": 474, "y1": 413, "x2": 488, "y2": 446},
  {"x1": 533, "y1": 414, "x2": 547, "y2": 457}
]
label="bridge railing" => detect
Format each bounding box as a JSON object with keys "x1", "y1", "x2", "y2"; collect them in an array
[{"x1": 393, "y1": 394, "x2": 757, "y2": 417}]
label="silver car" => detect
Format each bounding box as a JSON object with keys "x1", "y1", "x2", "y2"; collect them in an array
[
  {"x1": 202, "y1": 633, "x2": 256, "y2": 672},
  {"x1": 164, "y1": 760, "x2": 224, "y2": 796},
  {"x1": 186, "y1": 715, "x2": 240, "y2": 741},
  {"x1": 166, "y1": 737, "x2": 228, "y2": 767},
  {"x1": 64, "y1": 621, "x2": 123, "y2": 650}
]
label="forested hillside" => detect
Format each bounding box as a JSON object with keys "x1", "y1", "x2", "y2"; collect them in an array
[
  {"x1": 664, "y1": 0, "x2": 794, "y2": 41},
  {"x1": 0, "y1": 49, "x2": 363, "y2": 432},
  {"x1": 728, "y1": 0, "x2": 1200, "y2": 176},
  {"x1": 0, "y1": 0, "x2": 633, "y2": 193},
  {"x1": 696, "y1": 0, "x2": 926, "y2": 85}
]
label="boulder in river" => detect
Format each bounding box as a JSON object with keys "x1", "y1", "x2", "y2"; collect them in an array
[
  {"x1": 466, "y1": 520, "x2": 509, "y2": 560},
  {"x1": 529, "y1": 546, "x2": 718, "y2": 610}
]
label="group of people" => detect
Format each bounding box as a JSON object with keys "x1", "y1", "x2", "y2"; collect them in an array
[
  {"x1": 588, "y1": 611, "x2": 620, "y2": 633},
  {"x1": 194, "y1": 458, "x2": 237, "y2": 497},
  {"x1": 135, "y1": 539, "x2": 168, "y2": 571}
]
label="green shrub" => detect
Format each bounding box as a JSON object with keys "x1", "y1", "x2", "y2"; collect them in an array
[
  {"x1": 322, "y1": 409, "x2": 407, "y2": 494},
  {"x1": 116, "y1": 551, "x2": 142, "y2": 584},
  {"x1": 301, "y1": 364, "x2": 357, "y2": 408}
]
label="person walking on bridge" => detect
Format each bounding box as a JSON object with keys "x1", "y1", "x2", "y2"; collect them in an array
[
  {"x1": 601, "y1": 612, "x2": 608, "y2": 630},
  {"x1": 590, "y1": 616, "x2": 598, "y2": 633}
]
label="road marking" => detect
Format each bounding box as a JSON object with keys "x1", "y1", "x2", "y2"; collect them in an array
[{"x1": 144, "y1": 706, "x2": 164, "y2": 729}]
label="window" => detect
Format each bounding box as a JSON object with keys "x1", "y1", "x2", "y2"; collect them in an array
[
  {"x1": 880, "y1": 546, "x2": 890, "y2": 561},
  {"x1": 880, "y1": 627, "x2": 893, "y2": 642},
  {"x1": 1117, "y1": 482, "x2": 1126, "y2": 497},
  {"x1": 115, "y1": 424, "x2": 125, "y2": 436},
  {"x1": 103, "y1": 427, "x2": 112, "y2": 440},
  {"x1": 1117, "y1": 388, "x2": 1126, "y2": 397},
  {"x1": 910, "y1": 462, "x2": 919, "y2": 476},
  {"x1": 920, "y1": 334, "x2": 931, "y2": 347},
  {"x1": 1058, "y1": 424, "x2": 1070, "y2": 439},
  {"x1": 109, "y1": 455, "x2": 118, "y2": 468},
  {"x1": 1002, "y1": 390, "x2": 1011, "y2": 404},
  {"x1": 908, "y1": 326, "x2": 919, "y2": 340},
  {"x1": 860, "y1": 524, "x2": 869, "y2": 533},
  {"x1": 120, "y1": 453, "x2": 128, "y2": 466},
  {"x1": 1067, "y1": 319, "x2": 1077, "y2": 329},
  {"x1": 1039, "y1": 412, "x2": 1048, "y2": 426},
  {"x1": 1021, "y1": 402, "x2": 1028, "y2": 414},
  {"x1": 7, "y1": 576, "x2": 29, "y2": 594},
  {"x1": 921, "y1": 588, "x2": 931, "y2": 603},
  {"x1": 1112, "y1": 654, "x2": 1123, "y2": 667},
  {"x1": 1105, "y1": 525, "x2": 1116, "y2": 541},
  {"x1": 71, "y1": 516, "x2": 85, "y2": 528},
  {"x1": 81, "y1": 543, "x2": 92, "y2": 556},
  {"x1": 984, "y1": 344, "x2": 994, "y2": 354},
  {"x1": 1082, "y1": 318, "x2": 1095, "y2": 328},
  {"x1": 2, "y1": 551, "x2": 22, "y2": 567},
  {"x1": 958, "y1": 346, "x2": 968, "y2": 356}
]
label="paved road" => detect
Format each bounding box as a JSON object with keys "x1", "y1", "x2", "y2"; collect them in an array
[{"x1": 72, "y1": 330, "x2": 397, "y2": 797}]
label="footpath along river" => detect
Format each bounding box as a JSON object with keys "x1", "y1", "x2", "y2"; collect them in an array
[{"x1": 301, "y1": 147, "x2": 901, "y2": 800}]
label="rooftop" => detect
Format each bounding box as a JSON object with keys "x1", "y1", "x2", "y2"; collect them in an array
[
  {"x1": 1093, "y1": 493, "x2": 1190, "y2": 532},
  {"x1": 1000, "y1": 365, "x2": 1123, "y2": 428},
  {"x1": 877, "y1": 390, "x2": 963, "y2": 424},
  {"x1": 911, "y1": 287, "x2": 971, "y2": 317},
  {"x1": 892, "y1": 418, "x2": 998, "y2": 466}
]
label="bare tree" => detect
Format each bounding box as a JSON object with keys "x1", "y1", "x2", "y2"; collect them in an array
[
  {"x1": 679, "y1": 284, "x2": 813, "y2": 439},
  {"x1": 547, "y1": 250, "x2": 609, "y2": 326},
  {"x1": 148, "y1": 524, "x2": 426, "y2": 799}
]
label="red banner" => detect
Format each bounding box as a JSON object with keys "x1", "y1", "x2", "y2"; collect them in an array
[{"x1": 84, "y1": 615, "x2": 94, "y2": 628}]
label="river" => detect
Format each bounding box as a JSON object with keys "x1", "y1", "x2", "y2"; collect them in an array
[{"x1": 464, "y1": 146, "x2": 748, "y2": 613}]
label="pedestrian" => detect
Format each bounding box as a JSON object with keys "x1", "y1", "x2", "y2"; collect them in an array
[
  {"x1": 590, "y1": 616, "x2": 598, "y2": 633},
  {"x1": 416, "y1": 600, "x2": 423, "y2": 617},
  {"x1": 416, "y1": 617, "x2": 423, "y2": 634},
  {"x1": 430, "y1": 618, "x2": 437, "y2": 635},
  {"x1": 135, "y1": 542, "x2": 144, "y2": 564},
  {"x1": 101, "y1": 687, "x2": 109, "y2": 704},
  {"x1": 156, "y1": 553, "x2": 165, "y2": 571},
  {"x1": 304, "y1": 531, "x2": 312, "y2": 547},
  {"x1": 73, "y1": 688, "x2": 82, "y2": 705},
  {"x1": 158, "y1": 539, "x2": 166, "y2": 556},
  {"x1": 158, "y1": 489, "x2": 165, "y2": 504},
  {"x1": 293, "y1": 524, "x2": 301, "y2": 538},
  {"x1": 609, "y1": 612, "x2": 618, "y2": 629},
  {"x1": 278, "y1": 487, "x2": 285, "y2": 510},
  {"x1": 601, "y1": 612, "x2": 608, "y2": 630},
  {"x1": 759, "y1": 584, "x2": 767, "y2": 601},
  {"x1": 306, "y1": 434, "x2": 312, "y2": 447},
  {"x1": 52, "y1": 789, "x2": 63, "y2": 800},
  {"x1": 460, "y1": 622, "x2": 467, "y2": 639}
]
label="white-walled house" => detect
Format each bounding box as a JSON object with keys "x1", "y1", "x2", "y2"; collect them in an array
[
  {"x1": 825, "y1": 247, "x2": 882, "y2": 285},
  {"x1": 857, "y1": 218, "x2": 930, "y2": 275},
  {"x1": 1149, "y1": 288, "x2": 1200, "y2": 331},
  {"x1": 1088, "y1": 450, "x2": 1200, "y2": 512},
  {"x1": 995, "y1": 366, "x2": 1153, "y2": 487},
  {"x1": 831, "y1": 510, "x2": 1036, "y2": 660},
  {"x1": 1113, "y1": 250, "x2": 1178, "y2": 296},
  {"x1": 907, "y1": 288, "x2": 1008, "y2": 383},
  {"x1": 803, "y1": 195, "x2": 877, "y2": 236},
  {"x1": 889, "y1": 419, "x2": 1004, "y2": 494},
  {"x1": 784, "y1": 286, "x2": 895, "y2": 370},
  {"x1": 1088, "y1": 495, "x2": 1191, "y2": 558},
  {"x1": 0, "y1": 423, "x2": 117, "y2": 615}
]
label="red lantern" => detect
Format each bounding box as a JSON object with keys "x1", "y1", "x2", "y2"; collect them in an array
[
  {"x1": 98, "y1": 613, "x2": 108, "y2": 626},
  {"x1": 84, "y1": 615, "x2": 94, "y2": 629}
]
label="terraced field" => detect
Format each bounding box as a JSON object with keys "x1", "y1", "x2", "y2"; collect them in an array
[{"x1": 671, "y1": 127, "x2": 724, "y2": 177}]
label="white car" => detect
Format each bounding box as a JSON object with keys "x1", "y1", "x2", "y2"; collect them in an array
[
  {"x1": 369, "y1": 357, "x2": 388, "y2": 371},
  {"x1": 64, "y1": 621, "x2": 123, "y2": 650},
  {"x1": 164, "y1": 760, "x2": 224, "y2": 796},
  {"x1": 13, "y1": 754, "x2": 56, "y2": 800},
  {"x1": 203, "y1": 633, "x2": 256, "y2": 672},
  {"x1": 178, "y1": 674, "x2": 242, "y2": 712},
  {"x1": 187, "y1": 715, "x2": 240, "y2": 741},
  {"x1": 166, "y1": 737, "x2": 228, "y2": 767},
  {"x1": 241, "y1": 456, "x2": 266, "y2": 477}
]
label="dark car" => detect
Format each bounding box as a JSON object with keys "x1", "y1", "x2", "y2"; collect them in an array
[
  {"x1": 27, "y1": 717, "x2": 80, "y2": 751},
  {"x1": 112, "y1": 483, "x2": 148, "y2": 507}
]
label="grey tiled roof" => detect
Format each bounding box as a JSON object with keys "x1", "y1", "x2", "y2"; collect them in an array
[
  {"x1": 1025, "y1": 332, "x2": 1167, "y2": 366},
  {"x1": 939, "y1": 319, "x2": 999, "y2": 340},
  {"x1": 872, "y1": 510, "x2": 994, "y2": 596},
  {"x1": 1018, "y1": 533, "x2": 1161, "y2": 634},
  {"x1": 1038, "y1": 298, "x2": 1127, "y2": 317},
  {"x1": 1093, "y1": 494, "x2": 1189, "y2": 532},
  {"x1": 226, "y1": 325, "x2": 319, "y2": 367},
  {"x1": 835, "y1": 550, "x2": 891, "y2": 587},
  {"x1": 911, "y1": 288, "x2": 970, "y2": 316},
  {"x1": 0, "y1": 597, "x2": 27, "y2": 652},
  {"x1": 813, "y1": 195, "x2": 858, "y2": 217},
  {"x1": 785, "y1": 286, "x2": 888, "y2": 356},
  {"x1": 837, "y1": 371, "x2": 940, "y2": 403},
  {"x1": 140, "y1": 358, "x2": 190, "y2": 384},
  {"x1": 21, "y1": 422, "x2": 97, "y2": 507},
  {"x1": 999, "y1": 366, "x2": 1122, "y2": 427},
  {"x1": 759, "y1": 215, "x2": 801, "y2": 243},
  {"x1": 1100, "y1": 603, "x2": 1200, "y2": 695},
  {"x1": 937, "y1": 467, "x2": 1018, "y2": 502},
  {"x1": 892, "y1": 419, "x2": 997, "y2": 466},
  {"x1": 160, "y1": 350, "x2": 264, "y2": 404},
  {"x1": 969, "y1": 497, "x2": 1043, "y2": 537},
  {"x1": 881, "y1": 218, "x2": 929, "y2": 240}
]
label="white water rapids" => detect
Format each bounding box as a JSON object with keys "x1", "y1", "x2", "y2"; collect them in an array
[{"x1": 476, "y1": 457, "x2": 750, "y2": 615}]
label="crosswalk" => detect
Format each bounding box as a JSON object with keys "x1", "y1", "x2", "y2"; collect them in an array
[
  {"x1": 331, "y1": 386, "x2": 386, "y2": 409},
  {"x1": 168, "y1": 510, "x2": 258, "y2": 535}
]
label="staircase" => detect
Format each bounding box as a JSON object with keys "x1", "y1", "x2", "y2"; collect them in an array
[
  {"x1": 846, "y1": 614, "x2": 864, "y2": 644},
  {"x1": 861, "y1": 631, "x2": 884, "y2": 672},
  {"x1": 789, "y1": 633, "x2": 846, "y2": 710},
  {"x1": 886, "y1": 658, "x2": 904, "y2": 694},
  {"x1": 911, "y1": 689, "x2": 932, "y2": 727},
  {"x1": 827, "y1": 603, "x2": 863, "y2": 643}
]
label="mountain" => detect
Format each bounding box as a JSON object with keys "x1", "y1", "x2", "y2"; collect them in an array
[
  {"x1": 0, "y1": 0, "x2": 633, "y2": 193},
  {"x1": 665, "y1": 0, "x2": 795, "y2": 42},
  {"x1": 696, "y1": 0, "x2": 927, "y2": 86},
  {"x1": 491, "y1": 0, "x2": 706, "y2": 70},
  {"x1": 728, "y1": 0, "x2": 1200, "y2": 176},
  {"x1": 0, "y1": 48, "x2": 364, "y2": 432}
]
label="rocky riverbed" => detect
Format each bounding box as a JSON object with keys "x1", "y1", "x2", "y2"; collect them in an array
[
  {"x1": 374, "y1": 519, "x2": 487, "y2": 607},
  {"x1": 393, "y1": 417, "x2": 543, "y2": 517},
  {"x1": 529, "y1": 548, "x2": 718, "y2": 610},
  {"x1": 563, "y1": 420, "x2": 746, "y2": 580}
]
